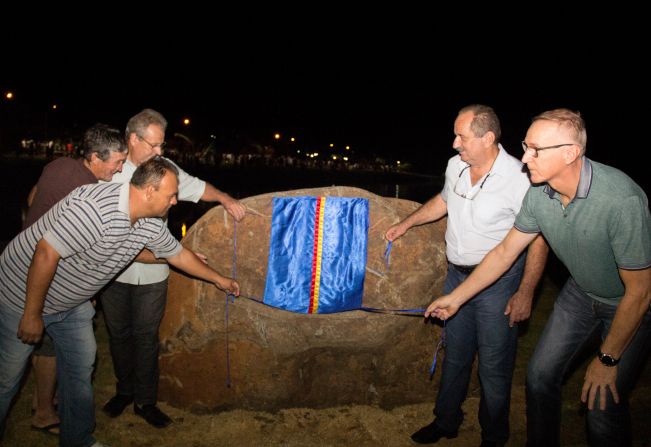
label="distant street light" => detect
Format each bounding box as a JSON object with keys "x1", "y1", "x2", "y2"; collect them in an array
[
  {"x1": 4, "y1": 92, "x2": 13, "y2": 100},
  {"x1": 183, "y1": 118, "x2": 190, "y2": 126}
]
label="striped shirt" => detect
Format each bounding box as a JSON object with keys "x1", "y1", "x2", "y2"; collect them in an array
[{"x1": 0, "y1": 182, "x2": 182, "y2": 315}]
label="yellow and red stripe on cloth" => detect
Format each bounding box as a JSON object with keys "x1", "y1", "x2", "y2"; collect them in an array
[
  {"x1": 263, "y1": 196, "x2": 369, "y2": 314},
  {"x1": 308, "y1": 197, "x2": 326, "y2": 313}
]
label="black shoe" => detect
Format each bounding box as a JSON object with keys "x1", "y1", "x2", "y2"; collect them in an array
[
  {"x1": 134, "y1": 404, "x2": 172, "y2": 428},
  {"x1": 102, "y1": 394, "x2": 133, "y2": 418},
  {"x1": 411, "y1": 420, "x2": 458, "y2": 444}
]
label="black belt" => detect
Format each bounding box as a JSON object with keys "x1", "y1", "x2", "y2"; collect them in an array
[{"x1": 450, "y1": 263, "x2": 478, "y2": 274}]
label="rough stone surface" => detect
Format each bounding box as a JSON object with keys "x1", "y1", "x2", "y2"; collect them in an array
[{"x1": 160, "y1": 186, "x2": 448, "y2": 412}]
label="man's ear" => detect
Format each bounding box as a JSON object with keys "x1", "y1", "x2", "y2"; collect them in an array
[
  {"x1": 482, "y1": 131, "x2": 495, "y2": 146},
  {"x1": 144, "y1": 184, "x2": 156, "y2": 200},
  {"x1": 563, "y1": 144, "x2": 581, "y2": 165}
]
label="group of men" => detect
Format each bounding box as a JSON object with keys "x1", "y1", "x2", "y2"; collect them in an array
[
  {"x1": 0, "y1": 105, "x2": 649, "y2": 447},
  {"x1": 388, "y1": 106, "x2": 649, "y2": 447},
  {"x1": 0, "y1": 109, "x2": 245, "y2": 447}
]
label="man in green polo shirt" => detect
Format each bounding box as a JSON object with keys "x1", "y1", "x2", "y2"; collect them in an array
[{"x1": 424, "y1": 108, "x2": 650, "y2": 447}]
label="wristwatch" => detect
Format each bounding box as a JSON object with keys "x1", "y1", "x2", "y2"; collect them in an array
[{"x1": 598, "y1": 350, "x2": 620, "y2": 367}]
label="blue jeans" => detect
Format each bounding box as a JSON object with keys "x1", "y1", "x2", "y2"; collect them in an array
[
  {"x1": 100, "y1": 279, "x2": 167, "y2": 405},
  {"x1": 526, "y1": 277, "x2": 651, "y2": 447},
  {"x1": 434, "y1": 254, "x2": 525, "y2": 445},
  {"x1": 0, "y1": 300, "x2": 97, "y2": 447}
]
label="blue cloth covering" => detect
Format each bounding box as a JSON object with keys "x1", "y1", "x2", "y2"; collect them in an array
[{"x1": 263, "y1": 196, "x2": 369, "y2": 313}]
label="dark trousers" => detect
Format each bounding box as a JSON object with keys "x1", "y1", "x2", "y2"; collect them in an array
[
  {"x1": 526, "y1": 277, "x2": 651, "y2": 447},
  {"x1": 434, "y1": 254, "x2": 525, "y2": 445},
  {"x1": 101, "y1": 280, "x2": 168, "y2": 406}
]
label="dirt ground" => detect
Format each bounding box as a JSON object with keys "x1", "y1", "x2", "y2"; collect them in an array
[{"x1": 2, "y1": 277, "x2": 650, "y2": 447}]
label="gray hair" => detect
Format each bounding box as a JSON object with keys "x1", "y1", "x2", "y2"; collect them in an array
[
  {"x1": 83, "y1": 123, "x2": 127, "y2": 161},
  {"x1": 130, "y1": 156, "x2": 178, "y2": 189},
  {"x1": 125, "y1": 108, "x2": 168, "y2": 140},
  {"x1": 532, "y1": 108, "x2": 587, "y2": 154},
  {"x1": 459, "y1": 104, "x2": 501, "y2": 144}
]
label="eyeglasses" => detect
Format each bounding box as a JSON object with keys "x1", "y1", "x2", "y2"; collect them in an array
[
  {"x1": 138, "y1": 135, "x2": 167, "y2": 150},
  {"x1": 521, "y1": 141, "x2": 574, "y2": 158},
  {"x1": 453, "y1": 165, "x2": 490, "y2": 200}
]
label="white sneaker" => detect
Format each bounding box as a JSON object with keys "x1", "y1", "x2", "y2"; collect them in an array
[{"x1": 90, "y1": 442, "x2": 111, "y2": 447}]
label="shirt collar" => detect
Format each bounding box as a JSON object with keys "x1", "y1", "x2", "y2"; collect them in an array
[
  {"x1": 543, "y1": 156, "x2": 593, "y2": 199},
  {"x1": 456, "y1": 143, "x2": 509, "y2": 175}
]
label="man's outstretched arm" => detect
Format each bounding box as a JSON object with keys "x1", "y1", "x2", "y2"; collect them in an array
[{"x1": 166, "y1": 247, "x2": 240, "y2": 296}]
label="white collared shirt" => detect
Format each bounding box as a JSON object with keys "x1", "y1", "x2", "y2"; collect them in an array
[
  {"x1": 441, "y1": 144, "x2": 531, "y2": 265},
  {"x1": 103, "y1": 158, "x2": 206, "y2": 284}
]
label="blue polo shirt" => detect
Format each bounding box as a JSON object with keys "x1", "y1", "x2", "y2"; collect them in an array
[{"x1": 515, "y1": 157, "x2": 650, "y2": 305}]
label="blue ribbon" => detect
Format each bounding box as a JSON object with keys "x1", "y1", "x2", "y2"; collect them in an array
[
  {"x1": 429, "y1": 320, "x2": 446, "y2": 380},
  {"x1": 384, "y1": 240, "x2": 392, "y2": 271}
]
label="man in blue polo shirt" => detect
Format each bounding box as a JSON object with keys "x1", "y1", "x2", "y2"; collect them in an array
[{"x1": 426, "y1": 108, "x2": 650, "y2": 446}]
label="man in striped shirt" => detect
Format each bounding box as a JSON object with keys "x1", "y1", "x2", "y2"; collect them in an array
[{"x1": 0, "y1": 157, "x2": 239, "y2": 447}]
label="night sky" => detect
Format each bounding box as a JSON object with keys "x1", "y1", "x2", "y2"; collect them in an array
[{"x1": 2, "y1": 22, "x2": 646, "y2": 188}]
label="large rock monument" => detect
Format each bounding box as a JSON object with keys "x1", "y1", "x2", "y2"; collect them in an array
[{"x1": 159, "y1": 186, "x2": 447, "y2": 412}]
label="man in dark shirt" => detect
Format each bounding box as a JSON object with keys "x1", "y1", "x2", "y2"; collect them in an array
[{"x1": 24, "y1": 123, "x2": 127, "y2": 435}]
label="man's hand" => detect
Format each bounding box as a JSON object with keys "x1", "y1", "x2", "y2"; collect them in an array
[
  {"x1": 504, "y1": 290, "x2": 533, "y2": 327},
  {"x1": 215, "y1": 277, "x2": 240, "y2": 296},
  {"x1": 17, "y1": 314, "x2": 44, "y2": 344},
  {"x1": 581, "y1": 357, "x2": 620, "y2": 410},
  {"x1": 193, "y1": 252, "x2": 209, "y2": 264},
  {"x1": 424, "y1": 295, "x2": 460, "y2": 321},
  {"x1": 385, "y1": 223, "x2": 407, "y2": 242},
  {"x1": 223, "y1": 198, "x2": 246, "y2": 222}
]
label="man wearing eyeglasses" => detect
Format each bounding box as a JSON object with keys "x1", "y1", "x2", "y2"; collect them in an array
[
  {"x1": 386, "y1": 104, "x2": 548, "y2": 446},
  {"x1": 99, "y1": 109, "x2": 246, "y2": 429},
  {"x1": 426, "y1": 108, "x2": 650, "y2": 446}
]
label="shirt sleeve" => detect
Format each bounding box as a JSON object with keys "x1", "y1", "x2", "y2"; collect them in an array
[
  {"x1": 43, "y1": 198, "x2": 104, "y2": 258},
  {"x1": 167, "y1": 158, "x2": 206, "y2": 202},
  {"x1": 144, "y1": 222, "x2": 183, "y2": 259},
  {"x1": 610, "y1": 195, "x2": 651, "y2": 269},
  {"x1": 440, "y1": 158, "x2": 457, "y2": 203},
  {"x1": 510, "y1": 170, "x2": 532, "y2": 215},
  {"x1": 514, "y1": 188, "x2": 541, "y2": 234}
]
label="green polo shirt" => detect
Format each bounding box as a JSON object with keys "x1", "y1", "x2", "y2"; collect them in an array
[{"x1": 515, "y1": 157, "x2": 650, "y2": 305}]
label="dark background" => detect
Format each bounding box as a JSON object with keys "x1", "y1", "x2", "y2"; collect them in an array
[{"x1": 1, "y1": 17, "x2": 647, "y2": 190}]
